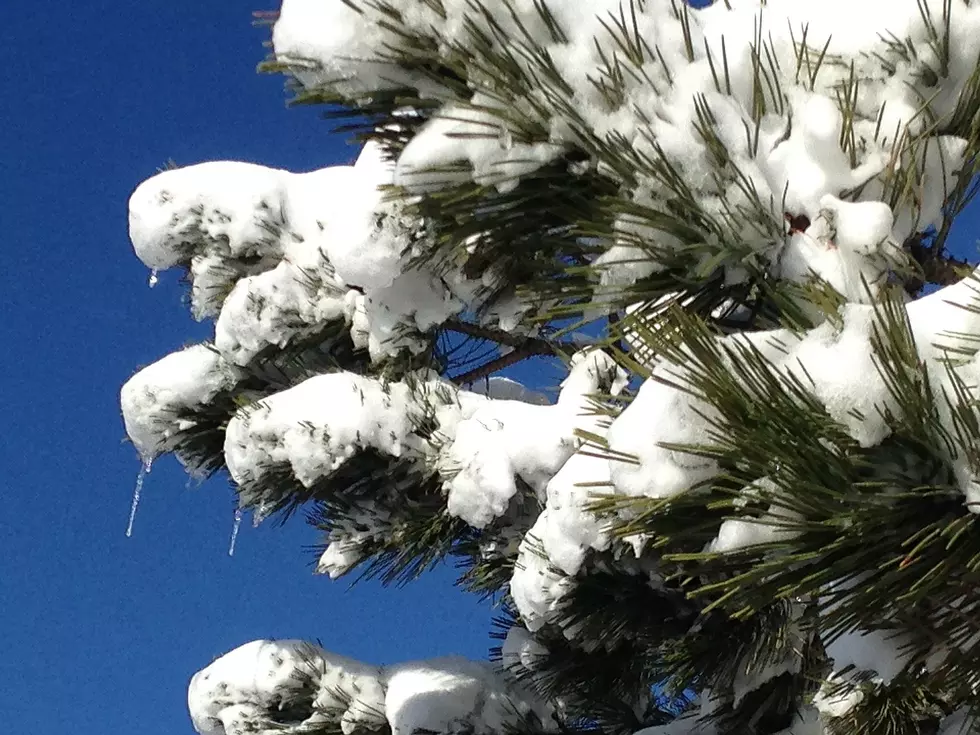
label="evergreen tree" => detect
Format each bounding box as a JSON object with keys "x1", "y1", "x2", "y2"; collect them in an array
[{"x1": 120, "y1": 1, "x2": 980, "y2": 733}]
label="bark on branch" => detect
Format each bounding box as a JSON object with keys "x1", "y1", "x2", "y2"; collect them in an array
[
  {"x1": 905, "y1": 234, "x2": 974, "y2": 294},
  {"x1": 450, "y1": 340, "x2": 555, "y2": 386}
]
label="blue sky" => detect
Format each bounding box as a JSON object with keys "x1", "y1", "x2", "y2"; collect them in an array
[
  {"x1": 1, "y1": 3, "x2": 498, "y2": 734},
  {"x1": 5, "y1": 3, "x2": 980, "y2": 735}
]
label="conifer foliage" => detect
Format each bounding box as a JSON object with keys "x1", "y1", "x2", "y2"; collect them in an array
[{"x1": 121, "y1": 1, "x2": 980, "y2": 733}]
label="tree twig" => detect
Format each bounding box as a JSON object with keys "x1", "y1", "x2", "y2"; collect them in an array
[
  {"x1": 443, "y1": 319, "x2": 535, "y2": 349},
  {"x1": 903, "y1": 234, "x2": 974, "y2": 294},
  {"x1": 451, "y1": 340, "x2": 555, "y2": 385}
]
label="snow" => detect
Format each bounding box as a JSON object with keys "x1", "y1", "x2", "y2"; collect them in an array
[
  {"x1": 350, "y1": 267, "x2": 463, "y2": 360},
  {"x1": 778, "y1": 196, "x2": 901, "y2": 305},
  {"x1": 536, "y1": 449, "x2": 613, "y2": 576},
  {"x1": 442, "y1": 350, "x2": 626, "y2": 528},
  {"x1": 823, "y1": 627, "x2": 913, "y2": 684},
  {"x1": 223, "y1": 372, "x2": 445, "y2": 488},
  {"x1": 128, "y1": 161, "x2": 293, "y2": 272},
  {"x1": 501, "y1": 625, "x2": 548, "y2": 673},
  {"x1": 812, "y1": 673, "x2": 865, "y2": 719},
  {"x1": 385, "y1": 657, "x2": 551, "y2": 735},
  {"x1": 314, "y1": 501, "x2": 393, "y2": 578},
  {"x1": 120, "y1": 344, "x2": 241, "y2": 462},
  {"x1": 214, "y1": 251, "x2": 351, "y2": 366},
  {"x1": 315, "y1": 534, "x2": 367, "y2": 579},
  {"x1": 466, "y1": 376, "x2": 549, "y2": 405},
  {"x1": 396, "y1": 94, "x2": 564, "y2": 194},
  {"x1": 510, "y1": 514, "x2": 574, "y2": 632},
  {"x1": 188, "y1": 640, "x2": 551, "y2": 735},
  {"x1": 708, "y1": 478, "x2": 803, "y2": 554},
  {"x1": 128, "y1": 143, "x2": 455, "y2": 365},
  {"x1": 606, "y1": 365, "x2": 720, "y2": 501},
  {"x1": 188, "y1": 639, "x2": 386, "y2": 735}
]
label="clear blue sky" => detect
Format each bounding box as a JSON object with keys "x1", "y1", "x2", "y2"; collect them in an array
[
  {"x1": 0, "y1": 3, "x2": 498, "y2": 734},
  {"x1": 4, "y1": 4, "x2": 980, "y2": 735}
]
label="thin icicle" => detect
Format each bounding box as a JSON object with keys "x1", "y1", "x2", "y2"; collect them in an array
[
  {"x1": 126, "y1": 458, "x2": 152, "y2": 538},
  {"x1": 228, "y1": 508, "x2": 243, "y2": 556}
]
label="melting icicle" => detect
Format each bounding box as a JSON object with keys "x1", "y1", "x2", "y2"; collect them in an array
[
  {"x1": 126, "y1": 458, "x2": 152, "y2": 537},
  {"x1": 228, "y1": 508, "x2": 243, "y2": 556},
  {"x1": 148, "y1": 269, "x2": 159, "y2": 288}
]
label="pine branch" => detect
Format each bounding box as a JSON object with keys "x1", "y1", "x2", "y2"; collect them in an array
[
  {"x1": 443, "y1": 319, "x2": 539, "y2": 349},
  {"x1": 451, "y1": 339, "x2": 555, "y2": 385},
  {"x1": 904, "y1": 233, "x2": 974, "y2": 293}
]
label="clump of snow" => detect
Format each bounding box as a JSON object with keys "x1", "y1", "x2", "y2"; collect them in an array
[
  {"x1": 120, "y1": 344, "x2": 240, "y2": 461},
  {"x1": 501, "y1": 625, "x2": 548, "y2": 673},
  {"x1": 128, "y1": 143, "x2": 453, "y2": 362},
  {"x1": 812, "y1": 673, "x2": 866, "y2": 720},
  {"x1": 536, "y1": 449, "x2": 614, "y2": 577},
  {"x1": 188, "y1": 640, "x2": 552, "y2": 735},
  {"x1": 606, "y1": 365, "x2": 720, "y2": 501},
  {"x1": 129, "y1": 161, "x2": 293, "y2": 272},
  {"x1": 510, "y1": 514, "x2": 575, "y2": 632},
  {"x1": 593, "y1": 245, "x2": 663, "y2": 295},
  {"x1": 441, "y1": 350, "x2": 626, "y2": 528},
  {"x1": 823, "y1": 627, "x2": 913, "y2": 684},
  {"x1": 385, "y1": 657, "x2": 552, "y2": 735},
  {"x1": 316, "y1": 538, "x2": 363, "y2": 578},
  {"x1": 188, "y1": 639, "x2": 386, "y2": 735},
  {"x1": 709, "y1": 479, "x2": 803, "y2": 554},
  {"x1": 224, "y1": 372, "x2": 448, "y2": 488},
  {"x1": 214, "y1": 249, "x2": 351, "y2": 365},
  {"x1": 396, "y1": 94, "x2": 563, "y2": 194},
  {"x1": 777, "y1": 196, "x2": 901, "y2": 305},
  {"x1": 315, "y1": 501, "x2": 392, "y2": 579},
  {"x1": 350, "y1": 267, "x2": 463, "y2": 360},
  {"x1": 466, "y1": 376, "x2": 549, "y2": 405}
]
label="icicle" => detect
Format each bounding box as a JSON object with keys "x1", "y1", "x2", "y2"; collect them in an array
[
  {"x1": 126, "y1": 458, "x2": 152, "y2": 537},
  {"x1": 148, "y1": 269, "x2": 159, "y2": 288},
  {"x1": 228, "y1": 508, "x2": 243, "y2": 556}
]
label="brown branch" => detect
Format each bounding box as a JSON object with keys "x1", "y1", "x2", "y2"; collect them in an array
[
  {"x1": 451, "y1": 340, "x2": 555, "y2": 385},
  {"x1": 904, "y1": 234, "x2": 974, "y2": 295},
  {"x1": 920, "y1": 251, "x2": 973, "y2": 286},
  {"x1": 443, "y1": 319, "x2": 534, "y2": 349}
]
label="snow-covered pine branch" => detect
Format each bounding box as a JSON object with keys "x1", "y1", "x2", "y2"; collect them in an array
[
  {"x1": 121, "y1": 0, "x2": 980, "y2": 733},
  {"x1": 188, "y1": 639, "x2": 554, "y2": 735}
]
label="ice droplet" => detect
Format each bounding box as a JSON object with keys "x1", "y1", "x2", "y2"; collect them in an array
[
  {"x1": 126, "y1": 458, "x2": 153, "y2": 538},
  {"x1": 228, "y1": 508, "x2": 243, "y2": 557}
]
